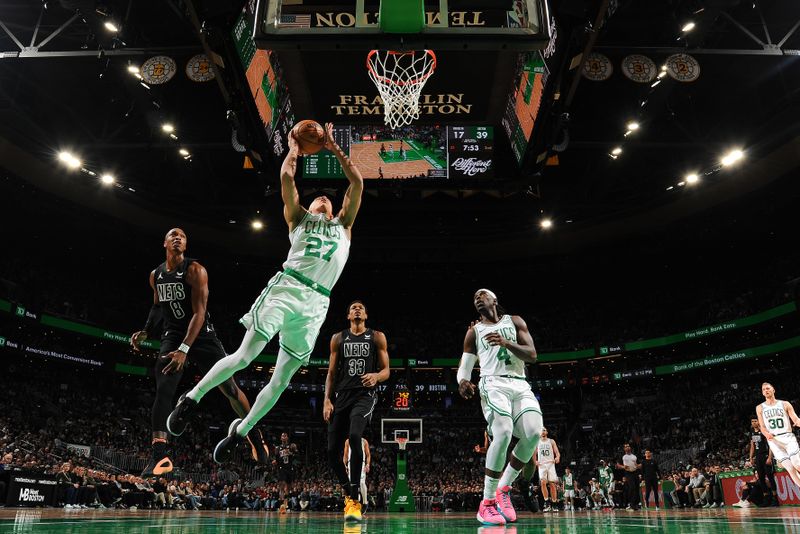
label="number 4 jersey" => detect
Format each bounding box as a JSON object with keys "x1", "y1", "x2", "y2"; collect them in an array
[
  {"x1": 474, "y1": 315, "x2": 526, "y2": 379},
  {"x1": 154, "y1": 257, "x2": 214, "y2": 337},
  {"x1": 336, "y1": 328, "x2": 378, "y2": 392}
]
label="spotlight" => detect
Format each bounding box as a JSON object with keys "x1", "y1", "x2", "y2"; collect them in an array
[
  {"x1": 540, "y1": 218, "x2": 553, "y2": 229},
  {"x1": 252, "y1": 220, "x2": 264, "y2": 231},
  {"x1": 169, "y1": 133, "x2": 178, "y2": 140},
  {"x1": 127, "y1": 65, "x2": 139, "y2": 74},
  {"x1": 626, "y1": 121, "x2": 640, "y2": 132},
  {"x1": 179, "y1": 148, "x2": 190, "y2": 156},
  {"x1": 677, "y1": 181, "x2": 686, "y2": 187},
  {"x1": 666, "y1": 186, "x2": 674, "y2": 191},
  {"x1": 140, "y1": 82, "x2": 150, "y2": 90},
  {"x1": 657, "y1": 71, "x2": 667, "y2": 79},
  {"x1": 721, "y1": 149, "x2": 744, "y2": 167},
  {"x1": 100, "y1": 174, "x2": 115, "y2": 185},
  {"x1": 104, "y1": 21, "x2": 119, "y2": 32},
  {"x1": 611, "y1": 147, "x2": 623, "y2": 156},
  {"x1": 682, "y1": 21, "x2": 696, "y2": 32},
  {"x1": 161, "y1": 123, "x2": 175, "y2": 133},
  {"x1": 651, "y1": 80, "x2": 661, "y2": 88},
  {"x1": 58, "y1": 151, "x2": 81, "y2": 169},
  {"x1": 660, "y1": 64, "x2": 667, "y2": 71},
  {"x1": 685, "y1": 173, "x2": 699, "y2": 185},
  {"x1": 58, "y1": 151, "x2": 72, "y2": 162}
]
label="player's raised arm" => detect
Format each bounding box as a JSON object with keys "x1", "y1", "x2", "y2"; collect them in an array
[
  {"x1": 457, "y1": 327, "x2": 478, "y2": 399},
  {"x1": 325, "y1": 123, "x2": 363, "y2": 229},
  {"x1": 281, "y1": 133, "x2": 307, "y2": 230},
  {"x1": 323, "y1": 333, "x2": 341, "y2": 423}
]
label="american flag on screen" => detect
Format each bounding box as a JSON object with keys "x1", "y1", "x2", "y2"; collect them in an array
[{"x1": 280, "y1": 14, "x2": 311, "y2": 28}]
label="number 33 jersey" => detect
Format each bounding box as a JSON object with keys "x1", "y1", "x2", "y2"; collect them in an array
[
  {"x1": 154, "y1": 258, "x2": 214, "y2": 337},
  {"x1": 336, "y1": 328, "x2": 378, "y2": 392},
  {"x1": 474, "y1": 315, "x2": 526, "y2": 379},
  {"x1": 284, "y1": 211, "x2": 351, "y2": 293}
]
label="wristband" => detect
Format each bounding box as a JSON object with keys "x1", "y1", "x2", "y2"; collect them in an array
[{"x1": 178, "y1": 343, "x2": 191, "y2": 354}]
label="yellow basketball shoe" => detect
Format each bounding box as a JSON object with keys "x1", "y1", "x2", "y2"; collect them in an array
[{"x1": 344, "y1": 497, "x2": 363, "y2": 522}]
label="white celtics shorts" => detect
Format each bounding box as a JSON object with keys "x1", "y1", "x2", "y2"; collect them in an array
[
  {"x1": 479, "y1": 375, "x2": 542, "y2": 439},
  {"x1": 564, "y1": 489, "x2": 575, "y2": 498},
  {"x1": 767, "y1": 432, "x2": 800, "y2": 463},
  {"x1": 539, "y1": 463, "x2": 558, "y2": 482},
  {"x1": 240, "y1": 271, "x2": 330, "y2": 364}
]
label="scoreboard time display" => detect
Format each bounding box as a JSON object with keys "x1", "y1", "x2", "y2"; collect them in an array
[
  {"x1": 302, "y1": 125, "x2": 493, "y2": 180},
  {"x1": 392, "y1": 383, "x2": 412, "y2": 412}
]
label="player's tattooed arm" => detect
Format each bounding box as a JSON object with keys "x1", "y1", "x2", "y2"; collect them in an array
[
  {"x1": 281, "y1": 132, "x2": 306, "y2": 230},
  {"x1": 484, "y1": 315, "x2": 537, "y2": 363},
  {"x1": 323, "y1": 332, "x2": 341, "y2": 423}
]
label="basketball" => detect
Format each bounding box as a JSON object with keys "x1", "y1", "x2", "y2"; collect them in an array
[{"x1": 292, "y1": 120, "x2": 326, "y2": 155}]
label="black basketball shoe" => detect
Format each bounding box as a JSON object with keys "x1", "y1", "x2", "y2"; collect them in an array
[
  {"x1": 141, "y1": 441, "x2": 173, "y2": 478},
  {"x1": 214, "y1": 418, "x2": 247, "y2": 464},
  {"x1": 166, "y1": 391, "x2": 198, "y2": 437}
]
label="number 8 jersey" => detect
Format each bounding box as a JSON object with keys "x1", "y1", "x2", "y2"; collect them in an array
[
  {"x1": 336, "y1": 328, "x2": 377, "y2": 391},
  {"x1": 154, "y1": 257, "x2": 214, "y2": 337},
  {"x1": 283, "y1": 211, "x2": 351, "y2": 294}
]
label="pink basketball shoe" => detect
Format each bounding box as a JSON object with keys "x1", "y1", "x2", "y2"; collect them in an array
[
  {"x1": 477, "y1": 499, "x2": 506, "y2": 525},
  {"x1": 495, "y1": 485, "x2": 517, "y2": 522}
]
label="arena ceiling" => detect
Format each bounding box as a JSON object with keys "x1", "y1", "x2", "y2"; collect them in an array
[{"x1": 0, "y1": 0, "x2": 798, "y2": 255}]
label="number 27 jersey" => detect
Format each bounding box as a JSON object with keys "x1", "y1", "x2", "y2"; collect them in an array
[{"x1": 283, "y1": 211, "x2": 351, "y2": 292}]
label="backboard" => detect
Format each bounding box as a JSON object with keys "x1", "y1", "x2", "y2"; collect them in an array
[{"x1": 381, "y1": 418, "x2": 423, "y2": 445}]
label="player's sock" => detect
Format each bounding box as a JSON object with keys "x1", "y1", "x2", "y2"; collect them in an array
[
  {"x1": 187, "y1": 329, "x2": 268, "y2": 403},
  {"x1": 152, "y1": 438, "x2": 167, "y2": 459},
  {"x1": 484, "y1": 476, "x2": 500, "y2": 500},
  {"x1": 235, "y1": 349, "x2": 303, "y2": 437},
  {"x1": 499, "y1": 464, "x2": 522, "y2": 488}
]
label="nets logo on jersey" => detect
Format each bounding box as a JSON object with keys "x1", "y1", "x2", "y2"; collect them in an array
[
  {"x1": 344, "y1": 342, "x2": 371, "y2": 358},
  {"x1": 157, "y1": 283, "x2": 186, "y2": 302}
]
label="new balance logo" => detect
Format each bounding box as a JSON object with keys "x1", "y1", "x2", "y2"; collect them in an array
[
  {"x1": 176, "y1": 272, "x2": 184, "y2": 277},
  {"x1": 364, "y1": 335, "x2": 371, "y2": 339}
]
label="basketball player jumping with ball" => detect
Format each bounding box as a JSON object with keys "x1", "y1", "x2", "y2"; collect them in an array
[
  {"x1": 457, "y1": 289, "x2": 543, "y2": 525},
  {"x1": 166, "y1": 122, "x2": 364, "y2": 462}
]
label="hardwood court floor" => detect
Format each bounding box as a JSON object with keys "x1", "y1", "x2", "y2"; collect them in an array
[{"x1": 2, "y1": 507, "x2": 799, "y2": 533}]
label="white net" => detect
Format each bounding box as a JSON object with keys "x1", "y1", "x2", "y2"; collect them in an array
[{"x1": 367, "y1": 50, "x2": 437, "y2": 129}]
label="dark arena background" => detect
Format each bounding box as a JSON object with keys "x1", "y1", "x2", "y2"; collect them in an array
[{"x1": 1, "y1": 0, "x2": 800, "y2": 532}]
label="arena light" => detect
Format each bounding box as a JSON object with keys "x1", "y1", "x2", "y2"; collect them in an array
[
  {"x1": 721, "y1": 149, "x2": 744, "y2": 167},
  {"x1": 58, "y1": 151, "x2": 82, "y2": 169},
  {"x1": 666, "y1": 186, "x2": 674, "y2": 191},
  {"x1": 685, "y1": 173, "x2": 699, "y2": 185},
  {"x1": 251, "y1": 220, "x2": 264, "y2": 231},
  {"x1": 682, "y1": 21, "x2": 696, "y2": 32},
  {"x1": 139, "y1": 82, "x2": 150, "y2": 90},
  {"x1": 626, "y1": 121, "x2": 640, "y2": 132},
  {"x1": 657, "y1": 71, "x2": 667, "y2": 79},
  {"x1": 651, "y1": 80, "x2": 661, "y2": 88},
  {"x1": 540, "y1": 218, "x2": 553, "y2": 230},
  {"x1": 179, "y1": 148, "x2": 190, "y2": 156},
  {"x1": 611, "y1": 147, "x2": 623, "y2": 156},
  {"x1": 100, "y1": 174, "x2": 115, "y2": 185},
  {"x1": 161, "y1": 123, "x2": 175, "y2": 134},
  {"x1": 660, "y1": 64, "x2": 667, "y2": 71},
  {"x1": 104, "y1": 21, "x2": 119, "y2": 32},
  {"x1": 169, "y1": 133, "x2": 178, "y2": 140},
  {"x1": 127, "y1": 64, "x2": 139, "y2": 74},
  {"x1": 677, "y1": 181, "x2": 686, "y2": 187}
]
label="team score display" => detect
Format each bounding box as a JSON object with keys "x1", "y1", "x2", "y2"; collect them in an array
[
  {"x1": 348, "y1": 358, "x2": 366, "y2": 377},
  {"x1": 304, "y1": 237, "x2": 338, "y2": 261},
  {"x1": 170, "y1": 301, "x2": 186, "y2": 319}
]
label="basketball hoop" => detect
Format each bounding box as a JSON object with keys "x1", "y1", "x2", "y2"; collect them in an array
[
  {"x1": 396, "y1": 437, "x2": 409, "y2": 451},
  {"x1": 366, "y1": 49, "x2": 437, "y2": 129}
]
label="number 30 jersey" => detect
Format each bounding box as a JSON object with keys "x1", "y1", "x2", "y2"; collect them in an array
[
  {"x1": 474, "y1": 315, "x2": 526, "y2": 379},
  {"x1": 336, "y1": 328, "x2": 377, "y2": 392},
  {"x1": 283, "y1": 211, "x2": 351, "y2": 293},
  {"x1": 154, "y1": 257, "x2": 214, "y2": 337},
  {"x1": 761, "y1": 400, "x2": 793, "y2": 434}
]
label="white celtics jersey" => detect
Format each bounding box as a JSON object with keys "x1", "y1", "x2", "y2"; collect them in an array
[
  {"x1": 762, "y1": 400, "x2": 793, "y2": 434},
  {"x1": 474, "y1": 315, "x2": 526, "y2": 378},
  {"x1": 537, "y1": 438, "x2": 555, "y2": 465},
  {"x1": 283, "y1": 211, "x2": 350, "y2": 292}
]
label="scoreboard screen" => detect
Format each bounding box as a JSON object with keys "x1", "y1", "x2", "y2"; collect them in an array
[
  {"x1": 502, "y1": 52, "x2": 548, "y2": 165},
  {"x1": 301, "y1": 125, "x2": 493, "y2": 179},
  {"x1": 231, "y1": 5, "x2": 295, "y2": 158}
]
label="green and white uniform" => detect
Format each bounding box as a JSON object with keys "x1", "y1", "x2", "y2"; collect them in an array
[
  {"x1": 599, "y1": 465, "x2": 613, "y2": 493},
  {"x1": 563, "y1": 472, "x2": 574, "y2": 498},
  {"x1": 537, "y1": 438, "x2": 558, "y2": 482},
  {"x1": 241, "y1": 211, "x2": 350, "y2": 364},
  {"x1": 761, "y1": 400, "x2": 799, "y2": 463},
  {"x1": 474, "y1": 315, "x2": 541, "y2": 438}
]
